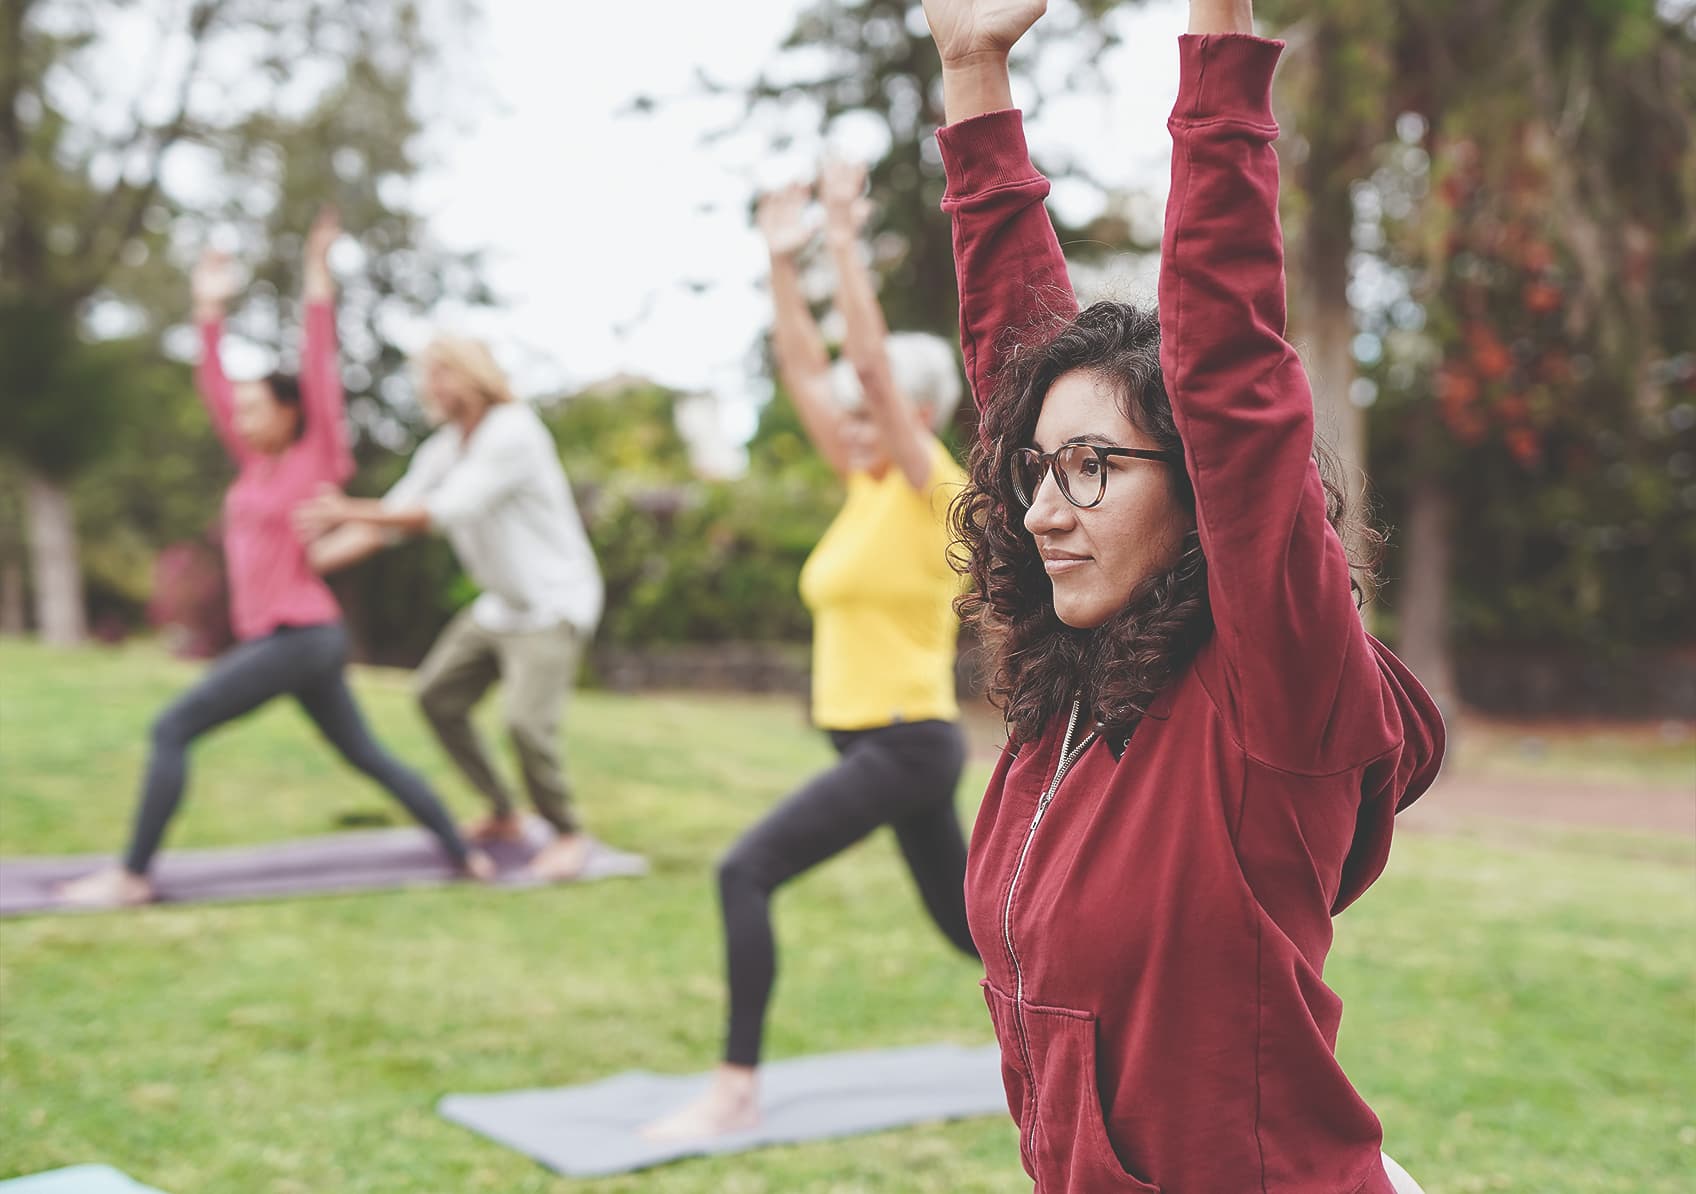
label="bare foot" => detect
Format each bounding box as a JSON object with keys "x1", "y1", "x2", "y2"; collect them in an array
[
  {"x1": 459, "y1": 849, "x2": 498, "y2": 883},
  {"x1": 641, "y1": 1065, "x2": 761, "y2": 1141},
  {"x1": 464, "y1": 813, "x2": 526, "y2": 845},
  {"x1": 527, "y1": 833, "x2": 591, "y2": 882},
  {"x1": 56, "y1": 867, "x2": 154, "y2": 908}
]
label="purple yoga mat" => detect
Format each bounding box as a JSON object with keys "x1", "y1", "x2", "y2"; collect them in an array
[{"x1": 0, "y1": 819, "x2": 647, "y2": 916}]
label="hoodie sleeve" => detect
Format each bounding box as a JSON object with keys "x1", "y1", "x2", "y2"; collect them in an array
[
  {"x1": 937, "y1": 109, "x2": 1077, "y2": 412},
  {"x1": 1330, "y1": 638, "x2": 1447, "y2": 914},
  {"x1": 1161, "y1": 34, "x2": 1416, "y2": 772}
]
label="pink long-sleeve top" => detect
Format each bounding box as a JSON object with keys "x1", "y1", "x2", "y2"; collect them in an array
[
  {"x1": 939, "y1": 35, "x2": 1445, "y2": 1194},
  {"x1": 196, "y1": 300, "x2": 354, "y2": 641}
]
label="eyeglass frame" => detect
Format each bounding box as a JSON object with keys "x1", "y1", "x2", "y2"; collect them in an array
[{"x1": 1009, "y1": 442, "x2": 1183, "y2": 510}]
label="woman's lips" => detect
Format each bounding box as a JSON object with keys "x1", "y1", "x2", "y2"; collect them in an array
[{"x1": 1042, "y1": 554, "x2": 1090, "y2": 575}]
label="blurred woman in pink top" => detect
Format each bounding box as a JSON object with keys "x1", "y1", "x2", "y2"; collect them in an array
[{"x1": 60, "y1": 209, "x2": 488, "y2": 907}]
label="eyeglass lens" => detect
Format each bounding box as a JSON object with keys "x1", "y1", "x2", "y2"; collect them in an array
[{"x1": 1012, "y1": 445, "x2": 1106, "y2": 509}]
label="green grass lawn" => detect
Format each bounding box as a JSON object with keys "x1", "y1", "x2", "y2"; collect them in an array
[{"x1": 2, "y1": 640, "x2": 1692, "y2": 1192}]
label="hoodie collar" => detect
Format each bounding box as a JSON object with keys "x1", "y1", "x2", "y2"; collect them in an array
[{"x1": 1103, "y1": 682, "x2": 1179, "y2": 761}]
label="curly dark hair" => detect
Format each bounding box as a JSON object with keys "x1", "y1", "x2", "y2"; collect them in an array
[{"x1": 950, "y1": 301, "x2": 1381, "y2": 746}]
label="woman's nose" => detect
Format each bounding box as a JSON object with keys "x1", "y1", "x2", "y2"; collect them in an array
[{"x1": 1022, "y1": 470, "x2": 1076, "y2": 537}]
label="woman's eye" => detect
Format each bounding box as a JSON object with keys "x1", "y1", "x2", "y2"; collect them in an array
[{"x1": 1079, "y1": 457, "x2": 1101, "y2": 476}]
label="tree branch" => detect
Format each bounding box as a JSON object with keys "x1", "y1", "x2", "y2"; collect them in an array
[{"x1": 69, "y1": 0, "x2": 225, "y2": 304}]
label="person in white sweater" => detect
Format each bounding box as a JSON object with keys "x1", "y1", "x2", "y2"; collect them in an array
[{"x1": 298, "y1": 335, "x2": 604, "y2": 881}]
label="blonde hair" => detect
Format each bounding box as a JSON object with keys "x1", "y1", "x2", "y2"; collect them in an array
[
  {"x1": 417, "y1": 334, "x2": 514, "y2": 410},
  {"x1": 828, "y1": 331, "x2": 964, "y2": 430}
]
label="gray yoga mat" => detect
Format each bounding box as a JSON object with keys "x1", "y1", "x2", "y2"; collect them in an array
[
  {"x1": 0, "y1": 1167, "x2": 168, "y2": 1194},
  {"x1": 439, "y1": 1041, "x2": 1008, "y2": 1178},
  {"x1": 0, "y1": 819, "x2": 647, "y2": 917}
]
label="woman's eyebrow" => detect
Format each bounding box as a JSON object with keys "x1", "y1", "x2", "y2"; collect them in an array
[{"x1": 1028, "y1": 432, "x2": 1121, "y2": 452}]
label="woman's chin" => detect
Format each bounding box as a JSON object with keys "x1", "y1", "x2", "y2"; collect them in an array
[{"x1": 1051, "y1": 593, "x2": 1113, "y2": 631}]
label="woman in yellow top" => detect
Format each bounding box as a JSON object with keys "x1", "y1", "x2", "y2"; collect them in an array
[{"x1": 645, "y1": 161, "x2": 977, "y2": 1140}]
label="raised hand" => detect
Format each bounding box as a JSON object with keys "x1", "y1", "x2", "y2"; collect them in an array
[
  {"x1": 304, "y1": 205, "x2": 340, "y2": 301},
  {"x1": 755, "y1": 184, "x2": 815, "y2": 258},
  {"x1": 818, "y1": 159, "x2": 871, "y2": 236},
  {"x1": 920, "y1": 0, "x2": 1047, "y2": 67},
  {"x1": 191, "y1": 248, "x2": 239, "y2": 321}
]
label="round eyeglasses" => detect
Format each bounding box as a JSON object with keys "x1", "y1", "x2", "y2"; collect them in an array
[{"x1": 1009, "y1": 443, "x2": 1182, "y2": 510}]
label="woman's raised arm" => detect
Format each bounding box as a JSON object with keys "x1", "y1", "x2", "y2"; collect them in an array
[
  {"x1": 190, "y1": 248, "x2": 250, "y2": 465},
  {"x1": 924, "y1": 0, "x2": 1074, "y2": 411},
  {"x1": 757, "y1": 185, "x2": 853, "y2": 477},
  {"x1": 819, "y1": 160, "x2": 935, "y2": 491},
  {"x1": 298, "y1": 206, "x2": 354, "y2": 484},
  {"x1": 1160, "y1": 13, "x2": 1389, "y2": 767}
]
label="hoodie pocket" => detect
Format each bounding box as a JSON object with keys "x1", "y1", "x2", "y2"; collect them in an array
[
  {"x1": 1022, "y1": 999, "x2": 1162, "y2": 1193},
  {"x1": 981, "y1": 981, "x2": 1037, "y2": 1175},
  {"x1": 983, "y1": 983, "x2": 1161, "y2": 1193}
]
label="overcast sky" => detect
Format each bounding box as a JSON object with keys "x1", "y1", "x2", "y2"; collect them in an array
[{"x1": 407, "y1": 0, "x2": 1190, "y2": 435}]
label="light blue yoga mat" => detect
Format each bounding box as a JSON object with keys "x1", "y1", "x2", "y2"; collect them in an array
[
  {"x1": 0, "y1": 1167, "x2": 167, "y2": 1194},
  {"x1": 440, "y1": 1041, "x2": 1008, "y2": 1177}
]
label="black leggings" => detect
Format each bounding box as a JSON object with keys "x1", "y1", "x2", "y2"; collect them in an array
[
  {"x1": 717, "y1": 719, "x2": 977, "y2": 1067},
  {"x1": 123, "y1": 623, "x2": 469, "y2": 874}
]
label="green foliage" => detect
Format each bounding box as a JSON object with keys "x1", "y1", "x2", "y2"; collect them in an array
[
  {"x1": 1355, "y1": 0, "x2": 1695, "y2": 647},
  {"x1": 66, "y1": 352, "x2": 229, "y2": 622},
  {"x1": 0, "y1": 300, "x2": 129, "y2": 479},
  {"x1": 543, "y1": 380, "x2": 838, "y2": 649},
  {"x1": 590, "y1": 476, "x2": 834, "y2": 647},
  {"x1": 545, "y1": 382, "x2": 695, "y2": 484}
]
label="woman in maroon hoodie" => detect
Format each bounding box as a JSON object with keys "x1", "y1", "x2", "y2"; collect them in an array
[{"x1": 921, "y1": 1, "x2": 1444, "y2": 1190}]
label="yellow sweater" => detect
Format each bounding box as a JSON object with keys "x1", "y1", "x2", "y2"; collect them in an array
[{"x1": 798, "y1": 438, "x2": 967, "y2": 731}]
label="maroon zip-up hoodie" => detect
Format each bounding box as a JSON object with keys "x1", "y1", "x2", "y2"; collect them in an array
[{"x1": 937, "y1": 34, "x2": 1446, "y2": 1194}]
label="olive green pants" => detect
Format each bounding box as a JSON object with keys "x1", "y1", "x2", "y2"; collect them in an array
[{"x1": 414, "y1": 608, "x2": 585, "y2": 833}]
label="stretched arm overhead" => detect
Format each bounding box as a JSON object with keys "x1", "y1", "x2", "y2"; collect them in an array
[
  {"x1": 923, "y1": 0, "x2": 1074, "y2": 409},
  {"x1": 1159, "y1": 17, "x2": 1389, "y2": 764},
  {"x1": 756, "y1": 185, "x2": 852, "y2": 477},
  {"x1": 190, "y1": 248, "x2": 251, "y2": 464},
  {"x1": 819, "y1": 160, "x2": 934, "y2": 492},
  {"x1": 298, "y1": 206, "x2": 355, "y2": 483}
]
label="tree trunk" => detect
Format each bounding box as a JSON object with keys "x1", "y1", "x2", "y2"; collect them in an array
[
  {"x1": 0, "y1": 556, "x2": 25, "y2": 635},
  {"x1": 1308, "y1": 283, "x2": 1367, "y2": 509},
  {"x1": 1397, "y1": 470, "x2": 1458, "y2": 715},
  {"x1": 1281, "y1": 16, "x2": 1373, "y2": 566},
  {"x1": 23, "y1": 469, "x2": 86, "y2": 646},
  {"x1": 1294, "y1": 200, "x2": 1371, "y2": 575}
]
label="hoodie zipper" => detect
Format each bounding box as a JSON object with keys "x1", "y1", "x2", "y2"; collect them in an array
[{"x1": 1001, "y1": 699, "x2": 1096, "y2": 1161}]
